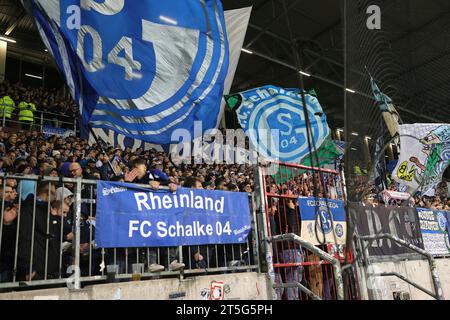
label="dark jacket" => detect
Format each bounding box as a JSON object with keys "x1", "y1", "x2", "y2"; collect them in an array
[
  {"x1": 17, "y1": 195, "x2": 71, "y2": 280},
  {"x1": 0, "y1": 202, "x2": 18, "y2": 274}
]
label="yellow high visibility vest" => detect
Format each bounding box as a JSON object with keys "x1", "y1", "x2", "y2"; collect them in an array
[
  {"x1": 0, "y1": 95, "x2": 15, "y2": 119},
  {"x1": 18, "y1": 101, "x2": 36, "y2": 122}
]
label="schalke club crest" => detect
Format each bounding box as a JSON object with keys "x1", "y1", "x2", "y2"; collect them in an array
[{"x1": 235, "y1": 85, "x2": 330, "y2": 163}]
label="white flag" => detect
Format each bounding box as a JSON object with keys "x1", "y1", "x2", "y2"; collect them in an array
[
  {"x1": 217, "y1": 6, "x2": 252, "y2": 128},
  {"x1": 393, "y1": 124, "x2": 450, "y2": 195}
]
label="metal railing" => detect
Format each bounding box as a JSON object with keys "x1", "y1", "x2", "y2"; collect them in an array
[
  {"x1": 271, "y1": 233, "x2": 345, "y2": 300},
  {"x1": 255, "y1": 161, "x2": 359, "y2": 300},
  {"x1": 0, "y1": 174, "x2": 259, "y2": 291},
  {"x1": 1, "y1": 109, "x2": 77, "y2": 134},
  {"x1": 357, "y1": 233, "x2": 445, "y2": 300}
]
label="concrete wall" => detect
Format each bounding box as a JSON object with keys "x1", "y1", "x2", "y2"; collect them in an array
[
  {"x1": 0, "y1": 272, "x2": 271, "y2": 300},
  {"x1": 359, "y1": 258, "x2": 450, "y2": 300}
]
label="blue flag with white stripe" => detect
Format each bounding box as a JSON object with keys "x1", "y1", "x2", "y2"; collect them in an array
[
  {"x1": 226, "y1": 85, "x2": 330, "y2": 163},
  {"x1": 24, "y1": 0, "x2": 229, "y2": 144}
]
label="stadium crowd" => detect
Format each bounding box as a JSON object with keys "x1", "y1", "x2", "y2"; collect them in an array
[
  {"x1": 0, "y1": 128, "x2": 260, "y2": 283},
  {"x1": 0, "y1": 85, "x2": 448, "y2": 297}
]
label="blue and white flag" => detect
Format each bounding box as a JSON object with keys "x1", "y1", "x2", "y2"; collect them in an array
[
  {"x1": 226, "y1": 85, "x2": 330, "y2": 163},
  {"x1": 95, "y1": 181, "x2": 251, "y2": 247},
  {"x1": 25, "y1": 0, "x2": 229, "y2": 144}
]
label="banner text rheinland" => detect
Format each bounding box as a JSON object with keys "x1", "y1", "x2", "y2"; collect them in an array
[{"x1": 134, "y1": 190, "x2": 225, "y2": 213}]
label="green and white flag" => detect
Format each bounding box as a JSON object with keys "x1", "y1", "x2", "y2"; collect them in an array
[{"x1": 393, "y1": 124, "x2": 450, "y2": 195}]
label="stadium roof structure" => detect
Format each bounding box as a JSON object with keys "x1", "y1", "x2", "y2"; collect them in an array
[{"x1": 1, "y1": 0, "x2": 450, "y2": 128}]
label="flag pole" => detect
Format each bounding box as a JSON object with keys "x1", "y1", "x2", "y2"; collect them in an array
[
  {"x1": 88, "y1": 125, "x2": 119, "y2": 177},
  {"x1": 281, "y1": 0, "x2": 340, "y2": 247}
]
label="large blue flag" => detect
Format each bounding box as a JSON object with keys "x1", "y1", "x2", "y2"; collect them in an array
[
  {"x1": 24, "y1": 0, "x2": 229, "y2": 144},
  {"x1": 225, "y1": 85, "x2": 330, "y2": 163}
]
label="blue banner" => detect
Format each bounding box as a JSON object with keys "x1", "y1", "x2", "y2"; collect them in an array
[
  {"x1": 417, "y1": 208, "x2": 450, "y2": 255},
  {"x1": 298, "y1": 197, "x2": 346, "y2": 245},
  {"x1": 27, "y1": 0, "x2": 229, "y2": 145},
  {"x1": 95, "y1": 181, "x2": 251, "y2": 247},
  {"x1": 231, "y1": 85, "x2": 330, "y2": 163},
  {"x1": 42, "y1": 126, "x2": 75, "y2": 139}
]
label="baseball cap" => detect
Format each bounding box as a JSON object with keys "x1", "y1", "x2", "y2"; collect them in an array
[{"x1": 56, "y1": 187, "x2": 73, "y2": 202}]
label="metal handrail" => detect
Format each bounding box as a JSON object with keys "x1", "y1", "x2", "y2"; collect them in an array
[
  {"x1": 271, "y1": 233, "x2": 345, "y2": 300},
  {"x1": 1, "y1": 108, "x2": 77, "y2": 133},
  {"x1": 0, "y1": 174, "x2": 260, "y2": 292},
  {"x1": 374, "y1": 272, "x2": 436, "y2": 299},
  {"x1": 358, "y1": 233, "x2": 445, "y2": 300},
  {"x1": 273, "y1": 281, "x2": 322, "y2": 300}
]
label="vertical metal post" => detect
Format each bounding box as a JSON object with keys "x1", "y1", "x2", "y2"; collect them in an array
[
  {"x1": 360, "y1": 237, "x2": 375, "y2": 300},
  {"x1": 332, "y1": 260, "x2": 345, "y2": 300},
  {"x1": 40, "y1": 112, "x2": 43, "y2": 133},
  {"x1": 256, "y1": 163, "x2": 277, "y2": 300},
  {"x1": 42, "y1": 65, "x2": 46, "y2": 89},
  {"x1": 343, "y1": 0, "x2": 350, "y2": 183},
  {"x1": 71, "y1": 178, "x2": 82, "y2": 290},
  {"x1": 0, "y1": 178, "x2": 6, "y2": 261},
  {"x1": 28, "y1": 182, "x2": 38, "y2": 282},
  {"x1": 251, "y1": 193, "x2": 261, "y2": 273},
  {"x1": 13, "y1": 181, "x2": 23, "y2": 283},
  {"x1": 19, "y1": 55, "x2": 22, "y2": 83}
]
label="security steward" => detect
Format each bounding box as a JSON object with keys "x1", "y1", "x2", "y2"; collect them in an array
[
  {"x1": 18, "y1": 98, "x2": 36, "y2": 130},
  {"x1": 0, "y1": 93, "x2": 15, "y2": 126}
]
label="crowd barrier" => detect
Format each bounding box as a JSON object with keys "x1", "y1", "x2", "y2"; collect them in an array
[
  {"x1": 0, "y1": 174, "x2": 259, "y2": 290},
  {"x1": 5, "y1": 160, "x2": 445, "y2": 299},
  {"x1": 256, "y1": 161, "x2": 360, "y2": 300},
  {"x1": 1, "y1": 110, "x2": 77, "y2": 134}
]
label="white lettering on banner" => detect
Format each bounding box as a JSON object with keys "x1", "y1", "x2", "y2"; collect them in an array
[
  {"x1": 140, "y1": 221, "x2": 152, "y2": 237},
  {"x1": 127, "y1": 220, "x2": 235, "y2": 239},
  {"x1": 420, "y1": 220, "x2": 440, "y2": 231},
  {"x1": 133, "y1": 191, "x2": 225, "y2": 214},
  {"x1": 306, "y1": 200, "x2": 339, "y2": 209},
  {"x1": 233, "y1": 225, "x2": 252, "y2": 235},
  {"x1": 129, "y1": 220, "x2": 139, "y2": 238},
  {"x1": 206, "y1": 224, "x2": 213, "y2": 236},
  {"x1": 129, "y1": 220, "x2": 152, "y2": 238},
  {"x1": 103, "y1": 186, "x2": 127, "y2": 196}
]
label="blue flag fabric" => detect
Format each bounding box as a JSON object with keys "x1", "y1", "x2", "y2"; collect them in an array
[
  {"x1": 26, "y1": 0, "x2": 229, "y2": 144},
  {"x1": 229, "y1": 85, "x2": 330, "y2": 163},
  {"x1": 95, "y1": 181, "x2": 251, "y2": 247}
]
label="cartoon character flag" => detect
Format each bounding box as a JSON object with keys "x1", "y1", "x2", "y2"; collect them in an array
[{"x1": 393, "y1": 124, "x2": 450, "y2": 195}]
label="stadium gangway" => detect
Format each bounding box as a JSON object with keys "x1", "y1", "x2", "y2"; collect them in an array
[
  {"x1": 357, "y1": 233, "x2": 445, "y2": 300},
  {"x1": 0, "y1": 174, "x2": 260, "y2": 291}
]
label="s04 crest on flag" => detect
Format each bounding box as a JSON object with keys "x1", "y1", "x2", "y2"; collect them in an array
[
  {"x1": 25, "y1": 0, "x2": 229, "y2": 144},
  {"x1": 226, "y1": 85, "x2": 330, "y2": 164}
]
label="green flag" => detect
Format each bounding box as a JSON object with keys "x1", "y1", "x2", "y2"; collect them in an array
[{"x1": 273, "y1": 138, "x2": 344, "y2": 183}]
